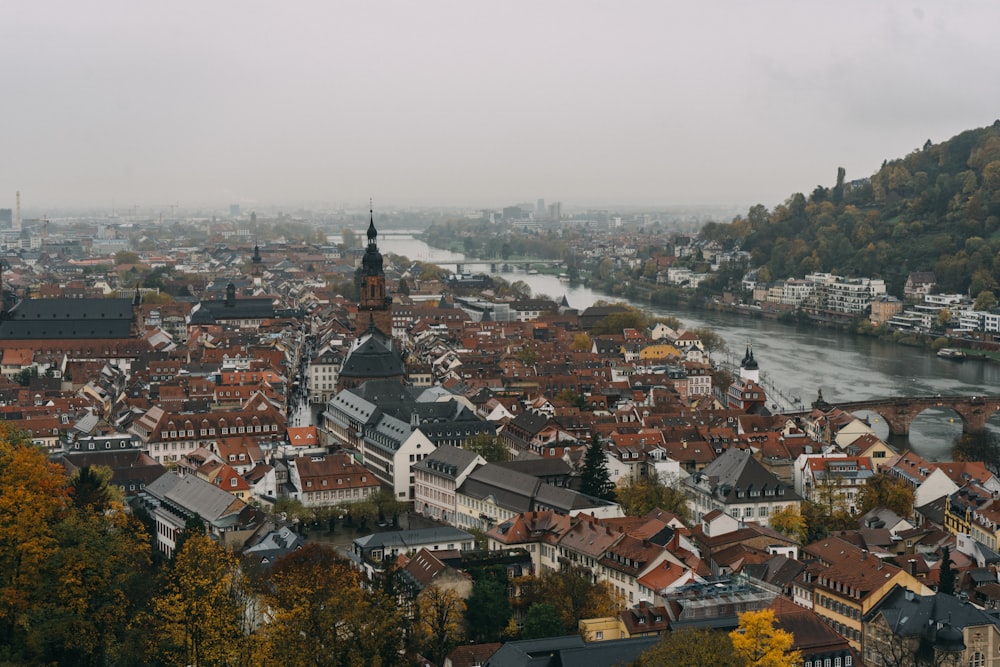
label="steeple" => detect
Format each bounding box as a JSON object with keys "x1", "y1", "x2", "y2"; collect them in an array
[{"x1": 367, "y1": 198, "x2": 377, "y2": 247}]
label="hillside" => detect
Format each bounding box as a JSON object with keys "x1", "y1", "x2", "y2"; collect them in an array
[{"x1": 703, "y1": 121, "x2": 1000, "y2": 297}]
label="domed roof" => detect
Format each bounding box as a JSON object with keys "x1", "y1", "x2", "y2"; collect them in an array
[
  {"x1": 741, "y1": 345, "x2": 759, "y2": 371},
  {"x1": 934, "y1": 622, "x2": 965, "y2": 653}
]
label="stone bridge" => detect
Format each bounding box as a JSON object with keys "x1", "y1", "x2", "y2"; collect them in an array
[{"x1": 821, "y1": 395, "x2": 1000, "y2": 436}]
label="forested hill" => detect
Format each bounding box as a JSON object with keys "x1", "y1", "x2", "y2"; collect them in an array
[{"x1": 702, "y1": 120, "x2": 1000, "y2": 297}]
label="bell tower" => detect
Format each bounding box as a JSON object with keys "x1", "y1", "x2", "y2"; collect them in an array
[{"x1": 358, "y1": 202, "x2": 391, "y2": 334}]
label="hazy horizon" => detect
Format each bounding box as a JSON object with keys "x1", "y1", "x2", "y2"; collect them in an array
[{"x1": 3, "y1": 1, "x2": 999, "y2": 214}]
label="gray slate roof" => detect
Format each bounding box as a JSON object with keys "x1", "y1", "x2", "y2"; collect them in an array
[
  {"x1": 0, "y1": 297, "x2": 135, "y2": 339},
  {"x1": 144, "y1": 471, "x2": 246, "y2": 526},
  {"x1": 484, "y1": 635, "x2": 659, "y2": 667}
]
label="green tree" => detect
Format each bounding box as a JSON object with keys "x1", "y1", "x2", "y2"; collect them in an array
[
  {"x1": 397, "y1": 277, "x2": 410, "y2": 296},
  {"x1": 615, "y1": 475, "x2": 690, "y2": 520},
  {"x1": 635, "y1": 627, "x2": 743, "y2": 667},
  {"x1": 521, "y1": 602, "x2": 564, "y2": 640},
  {"x1": 938, "y1": 546, "x2": 956, "y2": 596},
  {"x1": 464, "y1": 433, "x2": 509, "y2": 463},
  {"x1": 729, "y1": 609, "x2": 800, "y2": 667},
  {"x1": 579, "y1": 436, "x2": 616, "y2": 501},
  {"x1": 465, "y1": 567, "x2": 511, "y2": 643}
]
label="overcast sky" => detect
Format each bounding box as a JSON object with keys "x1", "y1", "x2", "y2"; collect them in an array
[{"x1": 3, "y1": 1, "x2": 1000, "y2": 213}]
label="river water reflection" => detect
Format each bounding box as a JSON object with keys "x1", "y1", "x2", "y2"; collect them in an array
[{"x1": 376, "y1": 232, "x2": 1000, "y2": 460}]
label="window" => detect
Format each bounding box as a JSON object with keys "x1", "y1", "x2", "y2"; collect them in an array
[
  {"x1": 970, "y1": 653, "x2": 985, "y2": 667},
  {"x1": 595, "y1": 631, "x2": 603, "y2": 640}
]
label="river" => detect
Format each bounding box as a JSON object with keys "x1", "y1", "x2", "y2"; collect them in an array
[{"x1": 373, "y1": 232, "x2": 1000, "y2": 461}]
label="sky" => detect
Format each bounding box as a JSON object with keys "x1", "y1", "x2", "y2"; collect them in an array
[{"x1": 3, "y1": 1, "x2": 1000, "y2": 213}]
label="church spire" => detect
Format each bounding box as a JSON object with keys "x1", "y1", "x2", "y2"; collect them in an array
[{"x1": 367, "y1": 198, "x2": 377, "y2": 246}]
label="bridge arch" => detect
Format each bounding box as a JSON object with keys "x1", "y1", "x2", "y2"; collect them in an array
[{"x1": 836, "y1": 396, "x2": 1000, "y2": 436}]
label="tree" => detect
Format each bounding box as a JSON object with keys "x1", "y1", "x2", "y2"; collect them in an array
[
  {"x1": 769, "y1": 505, "x2": 807, "y2": 543},
  {"x1": 114, "y1": 250, "x2": 140, "y2": 265},
  {"x1": 342, "y1": 227, "x2": 358, "y2": 249},
  {"x1": 729, "y1": 609, "x2": 800, "y2": 667},
  {"x1": 635, "y1": 627, "x2": 743, "y2": 667},
  {"x1": 28, "y1": 499, "x2": 152, "y2": 667},
  {"x1": 0, "y1": 425, "x2": 69, "y2": 651},
  {"x1": 464, "y1": 433, "x2": 509, "y2": 463},
  {"x1": 938, "y1": 546, "x2": 956, "y2": 596},
  {"x1": 147, "y1": 535, "x2": 246, "y2": 667},
  {"x1": 521, "y1": 602, "x2": 563, "y2": 640},
  {"x1": 569, "y1": 332, "x2": 592, "y2": 351},
  {"x1": 579, "y1": 436, "x2": 615, "y2": 501},
  {"x1": 68, "y1": 465, "x2": 119, "y2": 513},
  {"x1": 414, "y1": 587, "x2": 466, "y2": 664},
  {"x1": 690, "y1": 327, "x2": 728, "y2": 354},
  {"x1": 615, "y1": 475, "x2": 690, "y2": 520},
  {"x1": 858, "y1": 471, "x2": 915, "y2": 518},
  {"x1": 974, "y1": 289, "x2": 997, "y2": 311},
  {"x1": 465, "y1": 568, "x2": 511, "y2": 643},
  {"x1": 257, "y1": 543, "x2": 404, "y2": 667},
  {"x1": 525, "y1": 566, "x2": 622, "y2": 634},
  {"x1": 397, "y1": 277, "x2": 410, "y2": 296}
]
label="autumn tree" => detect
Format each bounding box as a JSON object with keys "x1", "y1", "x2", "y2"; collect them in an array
[
  {"x1": 28, "y1": 498, "x2": 153, "y2": 667},
  {"x1": 147, "y1": 535, "x2": 247, "y2": 667},
  {"x1": 858, "y1": 471, "x2": 915, "y2": 518},
  {"x1": 769, "y1": 505, "x2": 807, "y2": 543},
  {"x1": 615, "y1": 474, "x2": 690, "y2": 520},
  {"x1": 258, "y1": 543, "x2": 404, "y2": 666},
  {"x1": 464, "y1": 433, "x2": 510, "y2": 463},
  {"x1": 525, "y1": 566, "x2": 622, "y2": 634},
  {"x1": 414, "y1": 586, "x2": 466, "y2": 664},
  {"x1": 569, "y1": 332, "x2": 592, "y2": 351},
  {"x1": 579, "y1": 436, "x2": 616, "y2": 501},
  {"x1": 0, "y1": 425, "x2": 69, "y2": 652},
  {"x1": 729, "y1": 609, "x2": 800, "y2": 667},
  {"x1": 690, "y1": 327, "x2": 728, "y2": 354},
  {"x1": 635, "y1": 627, "x2": 743, "y2": 667}
]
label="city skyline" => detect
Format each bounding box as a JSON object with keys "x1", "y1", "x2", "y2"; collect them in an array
[{"x1": 3, "y1": 1, "x2": 1000, "y2": 211}]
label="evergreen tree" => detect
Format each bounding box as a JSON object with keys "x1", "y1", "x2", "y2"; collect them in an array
[
  {"x1": 939, "y1": 546, "x2": 956, "y2": 596},
  {"x1": 580, "y1": 435, "x2": 615, "y2": 501}
]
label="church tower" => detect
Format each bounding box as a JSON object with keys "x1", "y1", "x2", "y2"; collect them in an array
[
  {"x1": 358, "y1": 204, "x2": 392, "y2": 335},
  {"x1": 250, "y1": 242, "x2": 264, "y2": 287}
]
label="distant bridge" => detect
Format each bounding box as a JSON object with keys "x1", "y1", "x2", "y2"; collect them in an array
[
  {"x1": 455, "y1": 258, "x2": 562, "y2": 274},
  {"x1": 804, "y1": 395, "x2": 1000, "y2": 436}
]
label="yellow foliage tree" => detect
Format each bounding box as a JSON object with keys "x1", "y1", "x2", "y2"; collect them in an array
[
  {"x1": 729, "y1": 609, "x2": 800, "y2": 667},
  {"x1": 148, "y1": 535, "x2": 246, "y2": 667},
  {"x1": 414, "y1": 586, "x2": 467, "y2": 664},
  {"x1": 0, "y1": 424, "x2": 68, "y2": 644},
  {"x1": 257, "y1": 543, "x2": 404, "y2": 667},
  {"x1": 769, "y1": 505, "x2": 807, "y2": 543}
]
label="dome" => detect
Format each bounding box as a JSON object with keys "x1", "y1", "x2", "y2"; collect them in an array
[
  {"x1": 741, "y1": 345, "x2": 759, "y2": 371},
  {"x1": 934, "y1": 622, "x2": 965, "y2": 653}
]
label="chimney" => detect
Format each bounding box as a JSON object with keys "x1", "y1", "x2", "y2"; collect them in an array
[
  {"x1": 905, "y1": 589, "x2": 915, "y2": 602},
  {"x1": 908, "y1": 559, "x2": 918, "y2": 576},
  {"x1": 861, "y1": 549, "x2": 868, "y2": 561}
]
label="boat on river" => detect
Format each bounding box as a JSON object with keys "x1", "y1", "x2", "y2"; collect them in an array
[{"x1": 937, "y1": 348, "x2": 966, "y2": 361}]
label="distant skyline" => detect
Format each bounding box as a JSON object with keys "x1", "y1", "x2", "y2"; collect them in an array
[{"x1": 3, "y1": 2, "x2": 1000, "y2": 213}]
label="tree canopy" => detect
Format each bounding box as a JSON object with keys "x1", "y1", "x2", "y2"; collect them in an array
[
  {"x1": 579, "y1": 436, "x2": 616, "y2": 501},
  {"x1": 729, "y1": 609, "x2": 800, "y2": 667}
]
